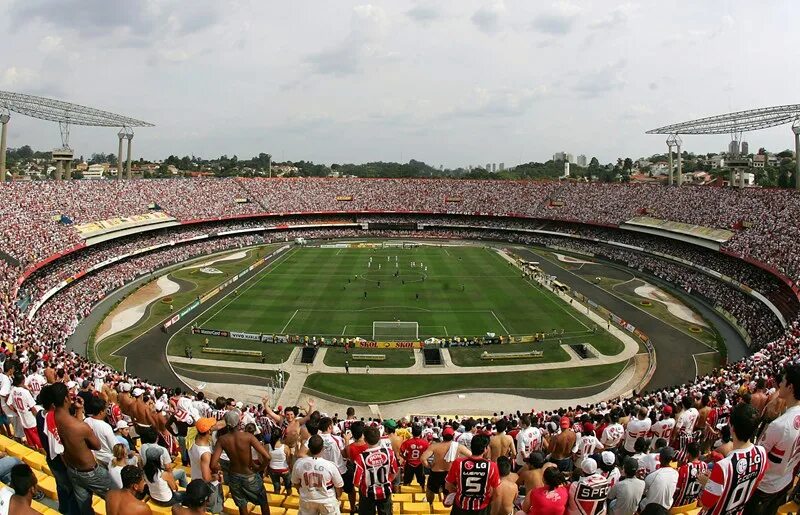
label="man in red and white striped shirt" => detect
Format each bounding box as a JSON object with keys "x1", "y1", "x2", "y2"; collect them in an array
[
  {"x1": 445, "y1": 434, "x2": 499, "y2": 515},
  {"x1": 353, "y1": 426, "x2": 398, "y2": 515},
  {"x1": 698, "y1": 403, "x2": 767, "y2": 515}
]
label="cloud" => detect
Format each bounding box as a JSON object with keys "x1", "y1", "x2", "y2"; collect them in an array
[
  {"x1": 1, "y1": 67, "x2": 38, "y2": 89},
  {"x1": 406, "y1": 4, "x2": 442, "y2": 24},
  {"x1": 471, "y1": 1, "x2": 505, "y2": 35},
  {"x1": 307, "y1": 4, "x2": 390, "y2": 77},
  {"x1": 9, "y1": 0, "x2": 223, "y2": 47},
  {"x1": 620, "y1": 103, "x2": 653, "y2": 119},
  {"x1": 531, "y1": 1, "x2": 581, "y2": 35},
  {"x1": 589, "y1": 3, "x2": 636, "y2": 30},
  {"x1": 573, "y1": 61, "x2": 627, "y2": 98},
  {"x1": 38, "y1": 35, "x2": 63, "y2": 53},
  {"x1": 445, "y1": 86, "x2": 548, "y2": 119}
]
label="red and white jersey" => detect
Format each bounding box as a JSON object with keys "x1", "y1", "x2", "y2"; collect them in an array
[
  {"x1": 649, "y1": 418, "x2": 675, "y2": 446},
  {"x1": 446, "y1": 456, "x2": 500, "y2": 511},
  {"x1": 320, "y1": 433, "x2": 347, "y2": 474},
  {"x1": 353, "y1": 446, "x2": 398, "y2": 500},
  {"x1": 567, "y1": 473, "x2": 609, "y2": 515},
  {"x1": 9, "y1": 386, "x2": 36, "y2": 429},
  {"x1": 676, "y1": 408, "x2": 699, "y2": 437},
  {"x1": 573, "y1": 434, "x2": 603, "y2": 461},
  {"x1": 338, "y1": 418, "x2": 358, "y2": 434},
  {"x1": 400, "y1": 437, "x2": 429, "y2": 467},
  {"x1": 623, "y1": 418, "x2": 652, "y2": 453},
  {"x1": 640, "y1": 452, "x2": 662, "y2": 476},
  {"x1": 700, "y1": 444, "x2": 767, "y2": 515},
  {"x1": 516, "y1": 426, "x2": 543, "y2": 465},
  {"x1": 43, "y1": 410, "x2": 64, "y2": 460},
  {"x1": 674, "y1": 459, "x2": 708, "y2": 506},
  {"x1": 106, "y1": 402, "x2": 122, "y2": 427},
  {"x1": 291, "y1": 456, "x2": 344, "y2": 502},
  {"x1": 174, "y1": 397, "x2": 198, "y2": 425},
  {"x1": 706, "y1": 406, "x2": 731, "y2": 434},
  {"x1": 757, "y1": 404, "x2": 800, "y2": 494},
  {"x1": 600, "y1": 423, "x2": 624, "y2": 448},
  {"x1": 24, "y1": 373, "x2": 46, "y2": 397}
]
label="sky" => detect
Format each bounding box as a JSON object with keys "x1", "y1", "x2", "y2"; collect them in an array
[{"x1": 1, "y1": 0, "x2": 799, "y2": 168}]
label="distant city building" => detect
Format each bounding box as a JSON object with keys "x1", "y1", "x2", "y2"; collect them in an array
[
  {"x1": 491, "y1": 163, "x2": 496, "y2": 173},
  {"x1": 553, "y1": 152, "x2": 567, "y2": 161},
  {"x1": 499, "y1": 162, "x2": 505, "y2": 171},
  {"x1": 486, "y1": 163, "x2": 491, "y2": 171},
  {"x1": 728, "y1": 140, "x2": 740, "y2": 156},
  {"x1": 566, "y1": 153, "x2": 574, "y2": 163},
  {"x1": 741, "y1": 141, "x2": 749, "y2": 155},
  {"x1": 577, "y1": 155, "x2": 587, "y2": 167}
]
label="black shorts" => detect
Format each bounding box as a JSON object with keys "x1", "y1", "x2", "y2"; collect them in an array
[
  {"x1": 427, "y1": 471, "x2": 447, "y2": 493},
  {"x1": 341, "y1": 468, "x2": 355, "y2": 494},
  {"x1": 403, "y1": 464, "x2": 425, "y2": 487}
]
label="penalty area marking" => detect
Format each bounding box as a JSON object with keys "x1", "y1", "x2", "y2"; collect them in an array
[
  {"x1": 490, "y1": 310, "x2": 511, "y2": 334},
  {"x1": 280, "y1": 309, "x2": 299, "y2": 334},
  {"x1": 341, "y1": 325, "x2": 348, "y2": 336}
]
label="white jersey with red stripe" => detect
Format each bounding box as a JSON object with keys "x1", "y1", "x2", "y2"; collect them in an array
[
  {"x1": 600, "y1": 423, "x2": 624, "y2": 449},
  {"x1": 674, "y1": 459, "x2": 708, "y2": 506},
  {"x1": 516, "y1": 426, "x2": 543, "y2": 465},
  {"x1": 567, "y1": 473, "x2": 610, "y2": 515},
  {"x1": 676, "y1": 408, "x2": 699, "y2": 437},
  {"x1": 649, "y1": 418, "x2": 675, "y2": 447},
  {"x1": 573, "y1": 434, "x2": 603, "y2": 461},
  {"x1": 700, "y1": 444, "x2": 767, "y2": 515},
  {"x1": 757, "y1": 404, "x2": 800, "y2": 494},
  {"x1": 623, "y1": 418, "x2": 652, "y2": 453},
  {"x1": 24, "y1": 373, "x2": 46, "y2": 397}
]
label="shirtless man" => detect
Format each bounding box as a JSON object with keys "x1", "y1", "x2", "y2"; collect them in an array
[
  {"x1": 211, "y1": 411, "x2": 272, "y2": 515},
  {"x1": 420, "y1": 426, "x2": 470, "y2": 505},
  {"x1": 106, "y1": 465, "x2": 152, "y2": 515},
  {"x1": 750, "y1": 378, "x2": 769, "y2": 416},
  {"x1": 0, "y1": 463, "x2": 38, "y2": 515},
  {"x1": 53, "y1": 382, "x2": 115, "y2": 513},
  {"x1": 491, "y1": 457, "x2": 518, "y2": 515},
  {"x1": 119, "y1": 386, "x2": 155, "y2": 430},
  {"x1": 489, "y1": 419, "x2": 516, "y2": 462},
  {"x1": 43, "y1": 362, "x2": 56, "y2": 384},
  {"x1": 548, "y1": 417, "x2": 576, "y2": 472},
  {"x1": 264, "y1": 396, "x2": 313, "y2": 447},
  {"x1": 517, "y1": 452, "x2": 554, "y2": 493}
]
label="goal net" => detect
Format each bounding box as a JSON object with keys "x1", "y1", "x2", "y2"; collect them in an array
[{"x1": 373, "y1": 321, "x2": 419, "y2": 341}]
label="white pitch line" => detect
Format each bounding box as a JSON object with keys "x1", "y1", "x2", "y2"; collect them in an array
[
  {"x1": 336, "y1": 249, "x2": 342, "y2": 256},
  {"x1": 341, "y1": 325, "x2": 348, "y2": 336},
  {"x1": 280, "y1": 309, "x2": 299, "y2": 334},
  {"x1": 444, "y1": 325, "x2": 449, "y2": 336},
  {"x1": 444, "y1": 248, "x2": 451, "y2": 257},
  {"x1": 490, "y1": 310, "x2": 511, "y2": 334}
]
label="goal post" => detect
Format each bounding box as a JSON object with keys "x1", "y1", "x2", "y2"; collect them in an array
[{"x1": 372, "y1": 321, "x2": 419, "y2": 341}]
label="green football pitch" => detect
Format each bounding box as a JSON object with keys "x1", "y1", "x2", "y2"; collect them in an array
[{"x1": 173, "y1": 244, "x2": 623, "y2": 355}]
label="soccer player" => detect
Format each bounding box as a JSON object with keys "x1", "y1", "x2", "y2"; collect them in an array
[
  {"x1": 673, "y1": 442, "x2": 707, "y2": 507},
  {"x1": 353, "y1": 426, "x2": 398, "y2": 515},
  {"x1": 698, "y1": 403, "x2": 767, "y2": 515},
  {"x1": 445, "y1": 434, "x2": 500, "y2": 515},
  {"x1": 744, "y1": 364, "x2": 800, "y2": 515}
]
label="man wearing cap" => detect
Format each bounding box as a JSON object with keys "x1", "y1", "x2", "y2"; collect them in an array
[
  {"x1": 382, "y1": 420, "x2": 404, "y2": 491},
  {"x1": 421, "y1": 427, "x2": 470, "y2": 505},
  {"x1": 293, "y1": 434, "x2": 344, "y2": 515},
  {"x1": 548, "y1": 416, "x2": 577, "y2": 472},
  {"x1": 211, "y1": 410, "x2": 272, "y2": 515},
  {"x1": 648, "y1": 406, "x2": 675, "y2": 451},
  {"x1": 189, "y1": 418, "x2": 223, "y2": 515},
  {"x1": 114, "y1": 421, "x2": 134, "y2": 452},
  {"x1": 105, "y1": 465, "x2": 151, "y2": 515},
  {"x1": 639, "y1": 447, "x2": 679, "y2": 515},
  {"x1": 83, "y1": 396, "x2": 117, "y2": 468},
  {"x1": 567, "y1": 458, "x2": 609, "y2": 515},
  {"x1": 172, "y1": 479, "x2": 215, "y2": 515}
]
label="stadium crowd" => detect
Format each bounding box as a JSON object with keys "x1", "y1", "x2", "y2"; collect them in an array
[{"x1": 0, "y1": 178, "x2": 799, "y2": 514}]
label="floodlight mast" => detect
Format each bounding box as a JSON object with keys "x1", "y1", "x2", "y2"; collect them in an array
[
  {"x1": 648, "y1": 104, "x2": 800, "y2": 190},
  {"x1": 0, "y1": 90, "x2": 153, "y2": 181}
]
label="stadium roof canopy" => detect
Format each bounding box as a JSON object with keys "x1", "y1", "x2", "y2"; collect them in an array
[
  {"x1": 646, "y1": 104, "x2": 800, "y2": 135},
  {"x1": 0, "y1": 90, "x2": 154, "y2": 127}
]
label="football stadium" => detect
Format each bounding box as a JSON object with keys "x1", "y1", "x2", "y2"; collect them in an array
[{"x1": 0, "y1": 3, "x2": 799, "y2": 515}]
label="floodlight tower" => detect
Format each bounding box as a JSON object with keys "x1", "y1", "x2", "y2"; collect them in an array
[
  {"x1": 125, "y1": 130, "x2": 134, "y2": 179},
  {"x1": 117, "y1": 128, "x2": 126, "y2": 179},
  {"x1": 666, "y1": 134, "x2": 679, "y2": 186},
  {"x1": 793, "y1": 119, "x2": 800, "y2": 190},
  {"x1": 0, "y1": 110, "x2": 9, "y2": 182}
]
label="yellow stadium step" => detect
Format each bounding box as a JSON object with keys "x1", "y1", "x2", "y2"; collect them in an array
[
  {"x1": 401, "y1": 484, "x2": 424, "y2": 494},
  {"x1": 269, "y1": 496, "x2": 287, "y2": 507},
  {"x1": 402, "y1": 501, "x2": 433, "y2": 514},
  {"x1": 31, "y1": 499, "x2": 52, "y2": 514},
  {"x1": 223, "y1": 498, "x2": 242, "y2": 515},
  {"x1": 93, "y1": 498, "x2": 107, "y2": 515},
  {"x1": 392, "y1": 493, "x2": 415, "y2": 503},
  {"x1": 282, "y1": 496, "x2": 301, "y2": 509},
  {"x1": 0, "y1": 435, "x2": 14, "y2": 451},
  {"x1": 431, "y1": 502, "x2": 449, "y2": 514},
  {"x1": 285, "y1": 509, "x2": 299, "y2": 515},
  {"x1": 38, "y1": 475, "x2": 59, "y2": 500},
  {"x1": 147, "y1": 502, "x2": 174, "y2": 514},
  {"x1": 778, "y1": 502, "x2": 799, "y2": 515},
  {"x1": 23, "y1": 449, "x2": 48, "y2": 471},
  {"x1": 413, "y1": 493, "x2": 429, "y2": 502},
  {"x1": 669, "y1": 501, "x2": 697, "y2": 515},
  {"x1": 5, "y1": 441, "x2": 34, "y2": 459}
]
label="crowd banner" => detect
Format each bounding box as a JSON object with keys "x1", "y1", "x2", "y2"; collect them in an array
[
  {"x1": 192, "y1": 328, "x2": 230, "y2": 337},
  {"x1": 355, "y1": 340, "x2": 423, "y2": 349},
  {"x1": 261, "y1": 334, "x2": 275, "y2": 343}
]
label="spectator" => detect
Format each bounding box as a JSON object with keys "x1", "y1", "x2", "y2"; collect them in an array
[
  {"x1": 105, "y1": 465, "x2": 152, "y2": 515},
  {"x1": 292, "y1": 434, "x2": 344, "y2": 515},
  {"x1": 0, "y1": 463, "x2": 38, "y2": 515},
  {"x1": 567, "y1": 458, "x2": 609, "y2": 515},
  {"x1": 354, "y1": 425, "x2": 399, "y2": 515},
  {"x1": 523, "y1": 465, "x2": 569, "y2": 515},
  {"x1": 608, "y1": 457, "x2": 645, "y2": 515},
  {"x1": 639, "y1": 447, "x2": 679, "y2": 515}
]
